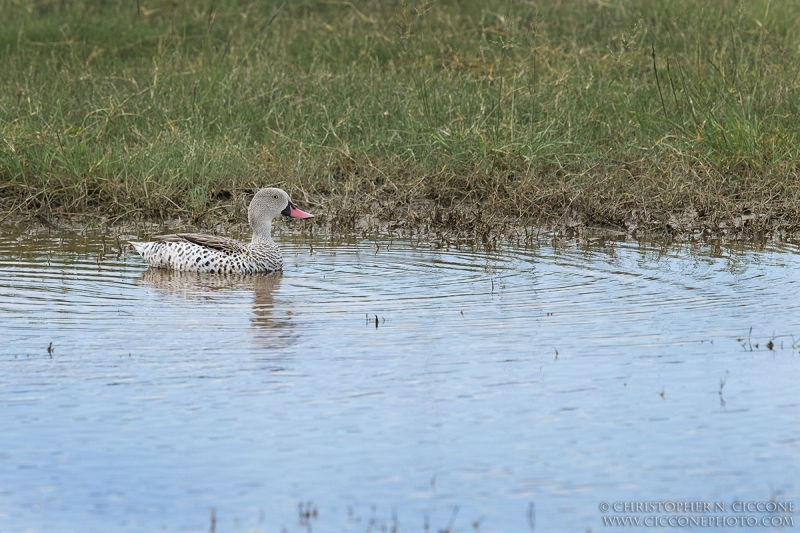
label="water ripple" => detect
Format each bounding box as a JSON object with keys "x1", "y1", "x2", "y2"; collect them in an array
[{"x1": 0, "y1": 232, "x2": 799, "y2": 531}]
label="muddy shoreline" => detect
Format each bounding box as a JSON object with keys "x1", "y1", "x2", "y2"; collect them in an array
[{"x1": 2, "y1": 204, "x2": 797, "y2": 251}]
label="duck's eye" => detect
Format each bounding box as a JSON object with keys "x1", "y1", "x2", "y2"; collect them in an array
[{"x1": 272, "y1": 194, "x2": 279, "y2": 199}]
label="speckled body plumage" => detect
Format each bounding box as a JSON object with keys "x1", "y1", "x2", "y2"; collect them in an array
[
  {"x1": 130, "y1": 236, "x2": 282, "y2": 274},
  {"x1": 130, "y1": 188, "x2": 313, "y2": 274}
]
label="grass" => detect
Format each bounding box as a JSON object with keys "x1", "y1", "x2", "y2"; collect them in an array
[{"x1": 2, "y1": 0, "x2": 800, "y2": 237}]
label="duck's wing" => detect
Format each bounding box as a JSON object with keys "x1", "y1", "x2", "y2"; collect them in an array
[
  {"x1": 152, "y1": 234, "x2": 185, "y2": 243},
  {"x1": 154, "y1": 233, "x2": 247, "y2": 255}
]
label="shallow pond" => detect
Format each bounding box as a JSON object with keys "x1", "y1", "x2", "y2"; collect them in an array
[{"x1": 1, "y1": 230, "x2": 799, "y2": 532}]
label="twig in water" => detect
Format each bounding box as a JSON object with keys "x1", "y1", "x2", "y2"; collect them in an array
[
  {"x1": 527, "y1": 501, "x2": 536, "y2": 530},
  {"x1": 439, "y1": 506, "x2": 459, "y2": 533}
]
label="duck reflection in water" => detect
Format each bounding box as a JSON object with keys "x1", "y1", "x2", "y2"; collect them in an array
[{"x1": 136, "y1": 268, "x2": 291, "y2": 346}]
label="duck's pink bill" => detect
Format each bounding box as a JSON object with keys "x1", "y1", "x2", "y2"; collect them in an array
[{"x1": 289, "y1": 206, "x2": 314, "y2": 219}]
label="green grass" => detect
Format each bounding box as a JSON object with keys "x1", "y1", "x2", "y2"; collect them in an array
[{"x1": 2, "y1": 0, "x2": 800, "y2": 236}]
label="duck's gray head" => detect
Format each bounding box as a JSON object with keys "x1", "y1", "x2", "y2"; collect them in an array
[{"x1": 248, "y1": 188, "x2": 313, "y2": 239}]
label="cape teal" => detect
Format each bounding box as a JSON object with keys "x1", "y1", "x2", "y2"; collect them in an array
[{"x1": 130, "y1": 188, "x2": 313, "y2": 274}]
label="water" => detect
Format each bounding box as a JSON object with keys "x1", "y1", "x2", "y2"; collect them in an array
[{"x1": 1, "y1": 230, "x2": 799, "y2": 532}]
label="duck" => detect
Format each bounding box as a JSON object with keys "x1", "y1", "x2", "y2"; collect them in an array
[{"x1": 130, "y1": 187, "x2": 313, "y2": 274}]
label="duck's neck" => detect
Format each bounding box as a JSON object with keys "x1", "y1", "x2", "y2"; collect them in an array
[{"x1": 251, "y1": 219, "x2": 274, "y2": 244}]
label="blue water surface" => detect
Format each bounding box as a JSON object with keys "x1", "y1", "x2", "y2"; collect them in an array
[{"x1": 0, "y1": 230, "x2": 798, "y2": 532}]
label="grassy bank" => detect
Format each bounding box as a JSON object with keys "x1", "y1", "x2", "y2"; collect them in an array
[{"x1": 2, "y1": 0, "x2": 800, "y2": 237}]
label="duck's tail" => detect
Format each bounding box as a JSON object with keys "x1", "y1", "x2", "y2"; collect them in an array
[{"x1": 129, "y1": 241, "x2": 148, "y2": 256}]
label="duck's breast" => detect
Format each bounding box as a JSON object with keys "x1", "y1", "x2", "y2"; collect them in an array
[{"x1": 241, "y1": 242, "x2": 283, "y2": 273}]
